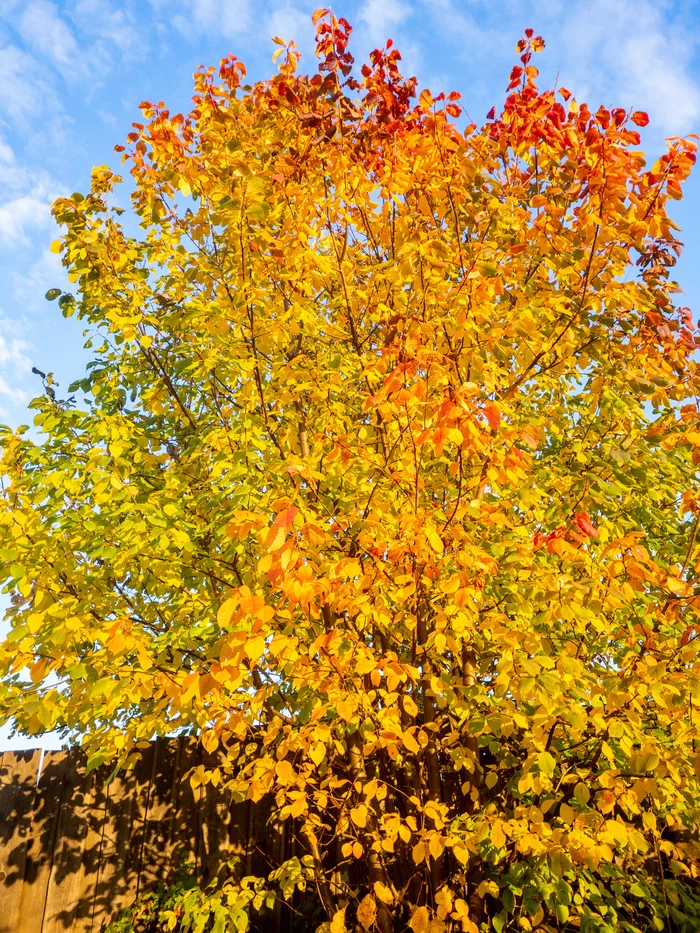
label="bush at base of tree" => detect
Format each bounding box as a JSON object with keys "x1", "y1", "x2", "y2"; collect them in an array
[{"x1": 2, "y1": 9, "x2": 700, "y2": 933}]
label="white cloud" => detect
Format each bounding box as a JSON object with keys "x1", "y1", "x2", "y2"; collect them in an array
[
  {"x1": 14, "y1": 0, "x2": 82, "y2": 78},
  {"x1": 0, "y1": 44, "x2": 55, "y2": 125},
  {"x1": 417, "y1": 0, "x2": 700, "y2": 137},
  {"x1": 11, "y1": 248, "x2": 65, "y2": 312},
  {"x1": 67, "y1": 0, "x2": 142, "y2": 56},
  {"x1": 358, "y1": 0, "x2": 412, "y2": 46},
  {"x1": 555, "y1": 0, "x2": 700, "y2": 135},
  {"x1": 265, "y1": 3, "x2": 315, "y2": 60},
  {"x1": 0, "y1": 315, "x2": 32, "y2": 410},
  {"x1": 172, "y1": 0, "x2": 252, "y2": 39},
  {"x1": 0, "y1": 138, "x2": 60, "y2": 248},
  {"x1": 0, "y1": 193, "x2": 54, "y2": 246}
]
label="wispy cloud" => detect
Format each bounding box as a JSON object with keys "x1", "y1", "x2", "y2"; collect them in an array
[
  {"x1": 0, "y1": 192, "x2": 54, "y2": 247},
  {"x1": 557, "y1": 0, "x2": 700, "y2": 136},
  {"x1": 420, "y1": 0, "x2": 700, "y2": 137},
  {"x1": 265, "y1": 3, "x2": 316, "y2": 60},
  {"x1": 0, "y1": 138, "x2": 60, "y2": 248},
  {"x1": 355, "y1": 0, "x2": 425, "y2": 81},
  {"x1": 358, "y1": 0, "x2": 413, "y2": 45},
  {"x1": 14, "y1": 0, "x2": 83, "y2": 79},
  {"x1": 170, "y1": 0, "x2": 253, "y2": 40},
  {"x1": 0, "y1": 314, "x2": 32, "y2": 412},
  {"x1": 67, "y1": 0, "x2": 143, "y2": 57},
  {"x1": 0, "y1": 43, "x2": 57, "y2": 127},
  {"x1": 11, "y1": 248, "x2": 64, "y2": 312}
]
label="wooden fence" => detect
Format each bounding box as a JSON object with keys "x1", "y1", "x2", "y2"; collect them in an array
[{"x1": 0, "y1": 737, "x2": 291, "y2": 933}]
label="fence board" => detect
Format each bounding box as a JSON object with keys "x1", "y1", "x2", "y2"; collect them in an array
[
  {"x1": 0, "y1": 749, "x2": 41, "y2": 933},
  {"x1": 0, "y1": 739, "x2": 292, "y2": 933},
  {"x1": 15, "y1": 750, "x2": 72, "y2": 933},
  {"x1": 42, "y1": 751, "x2": 104, "y2": 933}
]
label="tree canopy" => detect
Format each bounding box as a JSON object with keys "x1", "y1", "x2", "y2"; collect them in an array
[{"x1": 2, "y1": 10, "x2": 700, "y2": 933}]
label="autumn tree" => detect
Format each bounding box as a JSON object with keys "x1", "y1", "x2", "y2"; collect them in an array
[{"x1": 2, "y1": 10, "x2": 700, "y2": 933}]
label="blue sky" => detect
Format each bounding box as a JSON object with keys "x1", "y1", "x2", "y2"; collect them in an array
[{"x1": 0, "y1": 0, "x2": 699, "y2": 748}]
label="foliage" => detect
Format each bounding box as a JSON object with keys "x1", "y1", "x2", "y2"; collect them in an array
[
  {"x1": 2, "y1": 9, "x2": 700, "y2": 932},
  {"x1": 105, "y1": 858, "x2": 274, "y2": 933}
]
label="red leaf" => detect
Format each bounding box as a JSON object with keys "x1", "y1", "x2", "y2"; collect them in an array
[
  {"x1": 486, "y1": 107, "x2": 495, "y2": 121},
  {"x1": 631, "y1": 111, "x2": 649, "y2": 127},
  {"x1": 574, "y1": 511, "x2": 599, "y2": 538},
  {"x1": 525, "y1": 27, "x2": 534, "y2": 37}
]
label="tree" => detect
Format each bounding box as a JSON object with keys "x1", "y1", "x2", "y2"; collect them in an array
[{"x1": 1, "y1": 9, "x2": 700, "y2": 932}]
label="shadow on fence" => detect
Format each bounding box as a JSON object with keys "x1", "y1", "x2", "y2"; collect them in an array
[{"x1": 0, "y1": 738, "x2": 289, "y2": 933}]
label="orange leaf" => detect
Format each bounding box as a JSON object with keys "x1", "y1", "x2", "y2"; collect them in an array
[
  {"x1": 419, "y1": 89, "x2": 433, "y2": 110},
  {"x1": 275, "y1": 507, "x2": 299, "y2": 528},
  {"x1": 484, "y1": 404, "x2": 501, "y2": 431},
  {"x1": 574, "y1": 511, "x2": 599, "y2": 538}
]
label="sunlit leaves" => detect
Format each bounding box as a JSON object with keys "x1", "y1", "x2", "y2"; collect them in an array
[{"x1": 0, "y1": 11, "x2": 699, "y2": 933}]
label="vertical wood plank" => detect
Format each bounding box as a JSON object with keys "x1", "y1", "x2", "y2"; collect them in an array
[
  {"x1": 137, "y1": 738, "x2": 181, "y2": 895},
  {"x1": 41, "y1": 750, "x2": 106, "y2": 933},
  {"x1": 0, "y1": 750, "x2": 42, "y2": 933},
  {"x1": 89, "y1": 745, "x2": 152, "y2": 931},
  {"x1": 0, "y1": 739, "x2": 293, "y2": 933},
  {"x1": 14, "y1": 750, "x2": 71, "y2": 933},
  {"x1": 196, "y1": 746, "x2": 231, "y2": 889},
  {"x1": 169, "y1": 737, "x2": 201, "y2": 879}
]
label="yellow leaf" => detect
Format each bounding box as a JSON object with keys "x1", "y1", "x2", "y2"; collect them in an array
[
  {"x1": 409, "y1": 905, "x2": 430, "y2": 933},
  {"x1": 428, "y1": 531, "x2": 444, "y2": 554},
  {"x1": 337, "y1": 697, "x2": 356, "y2": 721},
  {"x1": 412, "y1": 841, "x2": 426, "y2": 864},
  {"x1": 244, "y1": 635, "x2": 266, "y2": 662},
  {"x1": 265, "y1": 525, "x2": 286, "y2": 553},
  {"x1": 402, "y1": 729, "x2": 420, "y2": 754},
  {"x1": 178, "y1": 178, "x2": 191, "y2": 197},
  {"x1": 491, "y1": 820, "x2": 505, "y2": 849},
  {"x1": 357, "y1": 894, "x2": 377, "y2": 930},
  {"x1": 538, "y1": 750, "x2": 555, "y2": 777},
  {"x1": 374, "y1": 880, "x2": 394, "y2": 904},
  {"x1": 350, "y1": 804, "x2": 368, "y2": 828},
  {"x1": 330, "y1": 907, "x2": 347, "y2": 933},
  {"x1": 216, "y1": 597, "x2": 237, "y2": 628},
  {"x1": 275, "y1": 759, "x2": 295, "y2": 784},
  {"x1": 429, "y1": 834, "x2": 445, "y2": 860},
  {"x1": 559, "y1": 803, "x2": 576, "y2": 823},
  {"x1": 667, "y1": 576, "x2": 689, "y2": 595},
  {"x1": 50, "y1": 239, "x2": 61, "y2": 253},
  {"x1": 309, "y1": 742, "x2": 325, "y2": 766}
]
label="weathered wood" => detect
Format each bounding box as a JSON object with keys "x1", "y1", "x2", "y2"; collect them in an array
[
  {"x1": 90, "y1": 752, "x2": 142, "y2": 930},
  {"x1": 0, "y1": 738, "x2": 292, "y2": 933},
  {"x1": 138, "y1": 738, "x2": 184, "y2": 894},
  {"x1": 0, "y1": 749, "x2": 42, "y2": 933},
  {"x1": 42, "y1": 751, "x2": 104, "y2": 933},
  {"x1": 15, "y1": 750, "x2": 72, "y2": 933}
]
